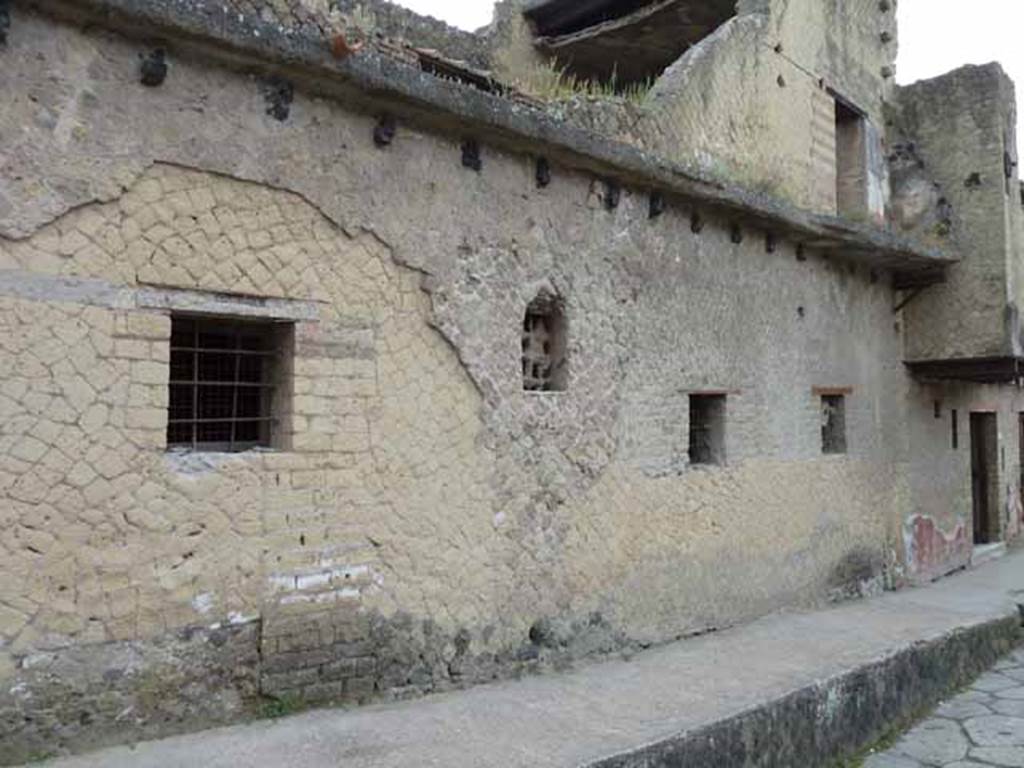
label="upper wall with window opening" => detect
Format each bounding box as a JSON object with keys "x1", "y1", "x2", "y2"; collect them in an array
[{"x1": 325, "y1": 0, "x2": 898, "y2": 219}]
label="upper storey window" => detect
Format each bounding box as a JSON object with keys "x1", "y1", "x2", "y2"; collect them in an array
[{"x1": 834, "y1": 97, "x2": 870, "y2": 219}]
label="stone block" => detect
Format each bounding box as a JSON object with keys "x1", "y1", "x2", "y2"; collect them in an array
[
  {"x1": 261, "y1": 667, "x2": 321, "y2": 694},
  {"x1": 320, "y1": 658, "x2": 359, "y2": 681},
  {"x1": 130, "y1": 361, "x2": 167, "y2": 386},
  {"x1": 344, "y1": 676, "x2": 376, "y2": 699},
  {"x1": 299, "y1": 681, "x2": 345, "y2": 703}
]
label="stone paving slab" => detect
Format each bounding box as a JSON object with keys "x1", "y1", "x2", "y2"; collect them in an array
[
  {"x1": 866, "y1": 647, "x2": 1024, "y2": 767},
  {"x1": 26, "y1": 551, "x2": 1024, "y2": 768}
]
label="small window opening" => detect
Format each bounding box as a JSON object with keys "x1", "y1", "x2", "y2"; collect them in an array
[
  {"x1": 933, "y1": 400, "x2": 942, "y2": 419},
  {"x1": 522, "y1": 293, "x2": 567, "y2": 392},
  {"x1": 689, "y1": 395, "x2": 726, "y2": 466},
  {"x1": 167, "y1": 316, "x2": 291, "y2": 452},
  {"x1": 835, "y1": 98, "x2": 868, "y2": 219},
  {"x1": 952, "y1": 409, "x2": 959, "y2": 450},
  {"x1": 821, "y1": 394, "x2": 847, "y2": 454}
]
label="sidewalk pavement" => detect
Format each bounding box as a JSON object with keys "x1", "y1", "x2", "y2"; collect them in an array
[{"x1": 33, "y1": 551, "x2": 1024, "y2": 768}]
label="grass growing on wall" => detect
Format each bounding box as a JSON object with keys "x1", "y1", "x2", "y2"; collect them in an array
[{"x1": 514, "y1": 61, "x2": 654, "y2": 105}]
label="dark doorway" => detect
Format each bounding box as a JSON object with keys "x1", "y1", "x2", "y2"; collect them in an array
[
  {"x1": 1019, "y1": 413, "x2": 1024, "y2": 507},
  {"x1": 970, "y1": 412, "x2": 999, "y2": 545}
]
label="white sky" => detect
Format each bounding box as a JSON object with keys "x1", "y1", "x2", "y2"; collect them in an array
[
  {"x1": 394, "y1": 0, "x2": 1024, "y2": 145},
  {"x1": 390, "y1": 0, "x2": 493, "y2": 30},
  {"x1": 899, "y1": 0, "x2": 1024, "y2": 149}
]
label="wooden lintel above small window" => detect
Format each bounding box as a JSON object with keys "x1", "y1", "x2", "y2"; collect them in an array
[
  {"x1": 813, "y1": 386, "x2": 854, "y2": 396},
  {"x1": 686, "y1": 388, "x2": 742, "y2": 396},
  {"x1": 825, "y1": 87, "x2": 867, "y2": 118}
]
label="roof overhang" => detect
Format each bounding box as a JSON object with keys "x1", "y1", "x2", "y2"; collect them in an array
[
  {"x1": 905, "y1": 357, "x2": 1024, "y2": 384},
  {"x1": 523, "y1": 0, "x2": 650, "y2": 37},
  {"x1": 531, "y1": 0, "x2": 737, "y2": 85}
]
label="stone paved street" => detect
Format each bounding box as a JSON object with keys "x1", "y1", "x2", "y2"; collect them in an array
[{"x1": 865, "y1": 647, "x2": 1024, "y2": 767}]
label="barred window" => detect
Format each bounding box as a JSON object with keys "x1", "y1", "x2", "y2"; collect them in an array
[
  {"x1": 522, "y1": 292, "x2": 568, "y2": 392},
  {"x1": 167, "y1": 316, "x2": 290, "y2": 452},
  {"x1": 821, "y1": 394, "x2": 847, "y2": 454}
]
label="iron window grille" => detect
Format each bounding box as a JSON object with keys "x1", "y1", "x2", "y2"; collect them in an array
[
  {"x1": 167, "y1": 316, "x2": 286, "y2": 452},
  {"x1": 522, "y1": 293, "x2": 568, "y2": 392}
]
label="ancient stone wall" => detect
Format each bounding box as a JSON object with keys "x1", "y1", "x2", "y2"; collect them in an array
[
  {"x1": 898, "y1": 64, "x2": 1019, "y2": 362},
  {"x1": 0, "y1": 2, "x2": 1021, "y2": 762},
  {"x1": 902, "y1": 379, "x2": 1024, "y2": 583},
  {"x1": 334, "y1": 0, "x2": 898, "y2": 219},
  {"x1": 897, "y1": 52, "x2": 1024, "y2": 578},
  {"x1": 334, "y1": 0, "x2": 492, "y2": 64},
  {"x1": 616, "y1": 0, "x2": 897, "y2": 215}
]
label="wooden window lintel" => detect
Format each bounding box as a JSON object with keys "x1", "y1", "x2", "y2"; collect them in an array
[{"x1": 812, "y1": 386, "x2": 854, "y2": 397}]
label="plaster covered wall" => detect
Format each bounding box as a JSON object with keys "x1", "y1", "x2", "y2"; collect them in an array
[
  {"x1": 0, "y1": 7, "x2": 904, "y2": 753},
  {"x1": 899, "y1": 64, "x2": 1019, "y2": 361},
  {"x1": 894, "y1": 63, "x2": 1024, "y2": 576},
  {"x1": 903, "y1": 380, "x2": 1024, "y2": 582}
]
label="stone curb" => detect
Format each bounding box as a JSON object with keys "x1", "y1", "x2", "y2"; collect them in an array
[{"x1": 589, "y1": 616, "x2": 1022, "y2": 768}]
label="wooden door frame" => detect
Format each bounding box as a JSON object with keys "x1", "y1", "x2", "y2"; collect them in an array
[{"x1": 970, "y1": 412, "x2": 999, "y2": 545}]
